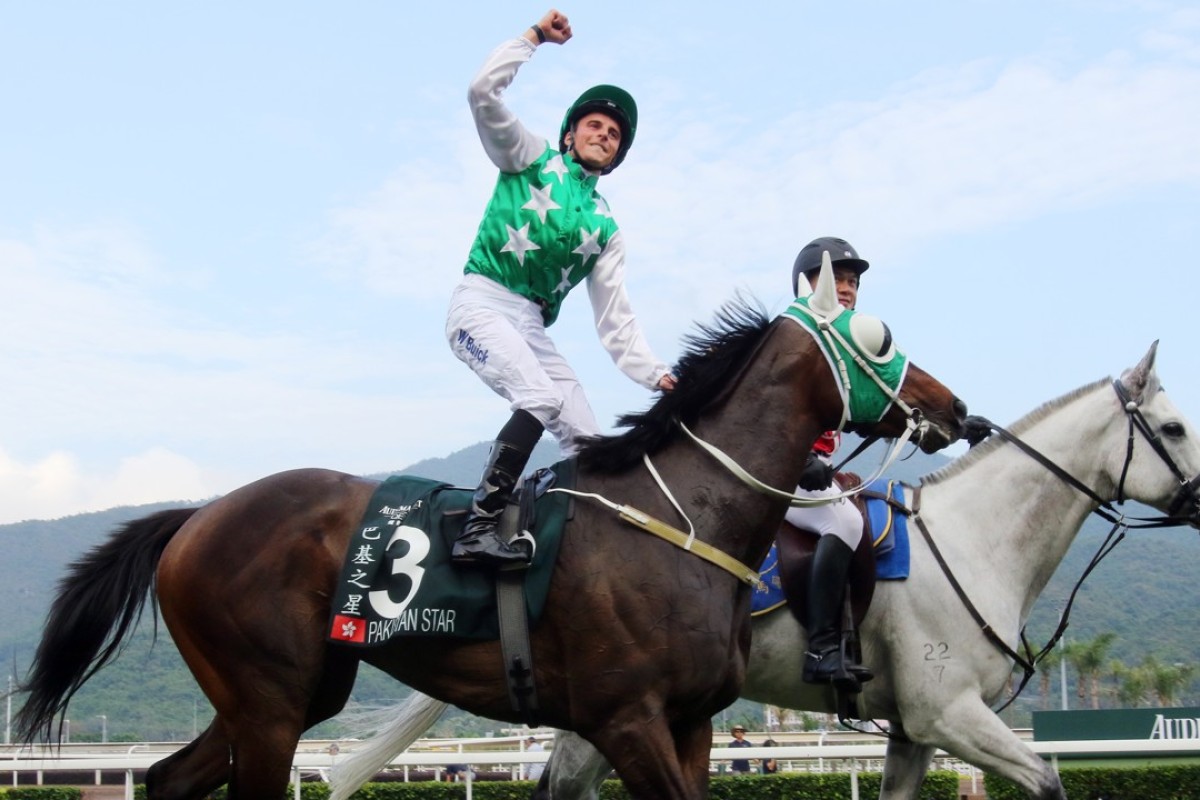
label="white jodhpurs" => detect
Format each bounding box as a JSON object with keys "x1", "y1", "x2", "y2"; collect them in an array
[
  {"x1": 784, "y1": 482, "x2": 864, "y2": 549},
  {"x1": 446, "y1": 275, "x2": 599, "y2": 455}
]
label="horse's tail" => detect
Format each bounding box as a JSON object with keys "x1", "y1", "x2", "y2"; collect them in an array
[
  {"x1": 13, "y1": 507, "x2": 199, "y2": 743},
  {"x1": 329, "y1": 692, "x2": 449, "y2": 800}
]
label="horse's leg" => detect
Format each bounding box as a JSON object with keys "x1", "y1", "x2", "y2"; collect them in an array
[
  {"x1": 303, "y1": 648, "x2": 360, "y2": 729},
  {"x1": 192, "y1": 650, "x2": 353, "y2": 800},
  {"x1": 589, "y1": 718, "x2": 711, "y2": 800},
  {"x1": 168, "y1": 603, "x2": 348, "y2": 799},
  {"x1": 878, "y1": 724, "x2": 935, "y2": 800},
  {"x1": 540, "y1": 730, "x2": 611, "y2": 800},
  {"x1": 906, "y1": 696, "x2": 1065, "y2": 800},
  {"x1": 145, "y1": 722, "x2": 231, "y2": 800}
]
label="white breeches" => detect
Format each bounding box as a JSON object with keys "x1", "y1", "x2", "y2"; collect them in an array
[
  {"x1": 784, "y1": 483, "x2": 864, "y2": 549},
  {"x1": 446, "y1": 275, "x2": 599, "y2": 455}
]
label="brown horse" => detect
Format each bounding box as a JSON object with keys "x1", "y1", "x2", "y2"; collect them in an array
[{"x1": 15, "y1": 287, "x2": 965, "y2": 799}]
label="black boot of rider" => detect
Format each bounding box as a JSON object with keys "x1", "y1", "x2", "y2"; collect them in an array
[
  {"x1": 802, "y1": 535, "x2": 874, "y2": 691},
  {"x1": 451, "y1": 409, "x2": 545, "y2": 568}
]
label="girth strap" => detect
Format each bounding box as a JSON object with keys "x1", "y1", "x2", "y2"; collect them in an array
[{"x1": 495, "y1": 500, "x2": 539, "y2": 726}]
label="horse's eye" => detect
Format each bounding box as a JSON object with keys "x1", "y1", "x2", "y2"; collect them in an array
[{"x1": 1162, "y1": 421, "x2": 1185, "y2": 438}]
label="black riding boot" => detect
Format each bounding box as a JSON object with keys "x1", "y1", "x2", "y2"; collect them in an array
[
  {"x1": 802, "y1": 535, "x2": 874, "y2": 691},
  {"x1": 451, "y1": 409, "x2": 545, "y2": 567}
]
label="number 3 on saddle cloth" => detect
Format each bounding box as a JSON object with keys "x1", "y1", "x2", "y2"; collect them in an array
[
  {"x1": 327, "y1": 462, "x2": 575, "y2": 647},
  {"x1": 753, "y1": 478, "x2": 912, "y2": 626}
]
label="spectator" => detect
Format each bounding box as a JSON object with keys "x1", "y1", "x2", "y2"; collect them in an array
[
  {"x1": 445, "y1": 763, "x2": 473, "y2": 782},
  {"x1": 728, "y1": 725, "x2": 753, "y2": 775},
  {"x1": 760, "y1": 738, "x2": 779, "y2": 774},
  {"x1": 524, "y1": 735, "x2": 546, "y2": 780}
]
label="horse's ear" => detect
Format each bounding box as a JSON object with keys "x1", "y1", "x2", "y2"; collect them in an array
[
  {"x1": 1119, "y1": 340, "x2": 1161, "y2": 404},
  {"x1": 808, "y1": 251, "x2": 842, "y2": 318}
]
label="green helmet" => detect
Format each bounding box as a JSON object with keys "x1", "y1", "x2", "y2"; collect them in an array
[{"x1": 558, "y1": 84, "x2": 637, "y2": 174}]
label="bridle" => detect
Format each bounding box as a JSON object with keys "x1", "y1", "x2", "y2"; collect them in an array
[
  {"x1": 917, "y1": 380, "x2": 1200, "y2": 713},
  {"x1": 1111, "y1": 379, "x2": 1200, "y2": 519},
  {"x1": 681, "y1": 305, "x2": 938, "y2": 509}
]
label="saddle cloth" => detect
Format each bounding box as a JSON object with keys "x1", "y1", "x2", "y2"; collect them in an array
[
  {"x1": 327, "y1": 461, "x2": 574, "y2": 647},
  {"x1": 752, "y1": 478, "x2": 911, "y2": 615}
]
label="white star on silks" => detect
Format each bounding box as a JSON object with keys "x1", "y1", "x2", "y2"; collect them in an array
[
  {"x1": 554, "y1": 266, "x2": 574, "y2": 295},
  {"x1": 500, "y1": 223, "x2": 541, "y2": 265},
  {"x1": 573, "y1": 227, "x2": 603, "y2": 265},
  {"x1": 522, "y1": 183, "x2": 561, "y2": 224},
  {"x1": 593, "y1": 195, "x2": 614, "y2": 219},
  {"x1": 541, "y1": 154, "x2": 569, "y2": 183}
]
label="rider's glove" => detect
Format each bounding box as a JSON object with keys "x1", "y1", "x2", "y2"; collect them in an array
[
  {"x1": 963, "y1": 415, "x2": 993, "y2": 447},
  {"x1": 797, "y1": 453, "x2": 835, "y2": 491}
]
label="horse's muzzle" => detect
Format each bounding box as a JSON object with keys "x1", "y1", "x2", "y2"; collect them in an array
[
  {"x1": 914, "y1": 419, "x2": 957, "y2": 454},
  {"x1": 1167, "y1": 474, "x2": 1200, "y2": 529},
  {"x1": 915, "y1": 397, "x2": 968, "y2": 454}
]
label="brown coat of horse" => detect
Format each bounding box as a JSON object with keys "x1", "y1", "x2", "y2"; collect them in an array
[{"x1": 15, "y1": 295, "x2": 965, "y2": 800}]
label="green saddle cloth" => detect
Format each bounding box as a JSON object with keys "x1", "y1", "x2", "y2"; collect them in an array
[{"x1": 327, "y1": 461, "x2": 575, "y2": 646}]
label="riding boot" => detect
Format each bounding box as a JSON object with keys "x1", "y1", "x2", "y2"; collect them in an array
[
  {"x1": 451, "y1": 409, "x2": 545, "y2": 567},
  {"x1": 802, "y1": 535, "x2": 874, "y2": 691}
]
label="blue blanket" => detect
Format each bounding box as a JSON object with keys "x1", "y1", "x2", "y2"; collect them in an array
[{"x1": 751, "y1": 479, "x2": 911, "y2": 616}]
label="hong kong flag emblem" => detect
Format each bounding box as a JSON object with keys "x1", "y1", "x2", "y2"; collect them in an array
[{"x1": 331, "y1": 614, "x2": 366, "y2": 643}]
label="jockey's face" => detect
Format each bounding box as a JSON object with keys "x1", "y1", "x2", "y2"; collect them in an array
[
  {"x1": 565, "y1": 112, "x2": 622, "y2": 171},
  {"x1": 807, "y1": 265, "x2": 860, "y2": 309}
]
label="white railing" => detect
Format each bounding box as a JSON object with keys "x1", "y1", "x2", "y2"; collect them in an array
[{"x1": 3, "y1": 737, "x2": 1198, "y2": 800}]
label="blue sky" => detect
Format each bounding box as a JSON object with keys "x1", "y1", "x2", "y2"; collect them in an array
[{"x1": 2, "y1": 1, "x2": 1198, "y2": 524}]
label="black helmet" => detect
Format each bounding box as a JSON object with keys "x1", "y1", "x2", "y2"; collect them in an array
[
  {"x1": 558, "y1": 84, "x2": 637, "y2": 175},
  {"x1": 791, "y1": 236, "x2": 870, "y2": 296}
]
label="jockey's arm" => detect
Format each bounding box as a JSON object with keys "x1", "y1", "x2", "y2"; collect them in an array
[
  {"x1": 467, "y1": 38, "x2": 549, "y2": 173},
  {"x1": 586, "y1": 231, "x2": 673, "y2": 390}
]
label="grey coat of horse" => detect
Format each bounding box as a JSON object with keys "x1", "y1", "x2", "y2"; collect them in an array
[{"x1": 331, "y1": 343, "x2": 1200, "y2": 800}]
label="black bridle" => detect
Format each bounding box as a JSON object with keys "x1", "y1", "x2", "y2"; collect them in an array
[
  {"x1": 1111, "y1": 379, "x2": 1200, "y2": 519},
  {"x1": 916, "y1": 380, "x2": 1200, "y2": 713}
]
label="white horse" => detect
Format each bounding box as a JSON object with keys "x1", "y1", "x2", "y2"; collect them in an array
[{"x1": 330, "y1": 343, "x2": 1200, "y2": 800}]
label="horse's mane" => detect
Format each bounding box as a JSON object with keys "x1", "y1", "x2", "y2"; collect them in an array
[
  {"x1": 921, "y1": 377, "x2": 1110, "y2": 486},
  {"x1": 577, "y1": 295, "x2": 773, "y2": 474}
]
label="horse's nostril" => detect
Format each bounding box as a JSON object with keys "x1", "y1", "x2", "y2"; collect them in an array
[{"x1": 953, "y1": 398, "x2": 968, "y2": 420}]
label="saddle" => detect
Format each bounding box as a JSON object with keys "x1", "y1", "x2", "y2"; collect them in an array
[
  {"x1": 327, "y1": 462, "x2": 573, "y2": 647},
  {"x1": 772, "y1": 474, "x2": 912, "y2": 629}
]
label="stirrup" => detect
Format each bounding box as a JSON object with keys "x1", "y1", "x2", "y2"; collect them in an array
[
  {"x1": 451, "y1": 525, "x2": 533, "y2": 568},
  {"x1": 803, "y1": 647, "x2": 871, "y2": 692}
]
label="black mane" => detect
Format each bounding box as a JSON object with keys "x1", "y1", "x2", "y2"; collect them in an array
[{"x1": 577, "y1": 296, "x2": 773, "y2": 474}]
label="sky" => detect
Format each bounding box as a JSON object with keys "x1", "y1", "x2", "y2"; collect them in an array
[{"x1": 1, "y1": 1, "x2": 1198, "y2": 525}]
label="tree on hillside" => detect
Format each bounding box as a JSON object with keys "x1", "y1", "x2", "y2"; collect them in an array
[
  {"x1": 1109, "y1": 659, "x2": 1148, "y2": 707},
  {"x1": 1147, "y1": 659, "x2": 1196, "y2": 707},
  {"x1": 1037, "y1": 647, "x2": 1063, "y2": 710},
  {"x1": 1066, "y1": 632, "x2": 1116, "y2": 710}
]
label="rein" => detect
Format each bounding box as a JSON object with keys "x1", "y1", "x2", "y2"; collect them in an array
[
  {"x1": 916, "y1": 381, "x2": 1200, "y2": 713},
  {"x1": 678, "y1": 304, "x2": 935, "y2": 509},
  {"x1": 548, "y1": 479, "x2": 759, "y2": 585},
  {"x1": 678, "y1": 417, "x2": 920, "y2": 508}
]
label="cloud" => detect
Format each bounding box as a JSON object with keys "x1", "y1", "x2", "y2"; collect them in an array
[
  {"x1": 0, "y1": 446, "x2": 208, "y2": 524},
  {"x1": 616, "y1": 48, "x2": 1200, "y2": 280}
]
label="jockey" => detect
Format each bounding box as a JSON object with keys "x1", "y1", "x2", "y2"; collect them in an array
[
  {"x1": 786, "y1": 236, "x2": 874, "y2": 690},
  {"x1": 446, "y1": 9, "x2": 676, "y2": 568}
]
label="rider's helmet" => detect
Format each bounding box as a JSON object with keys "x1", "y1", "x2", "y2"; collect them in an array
[
  {"x1": 558, "y1": 84, "x2": 637, "y2": 175},
  {"x1": 791, "y1": 236, "x2": 870, "y2": 297}
]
